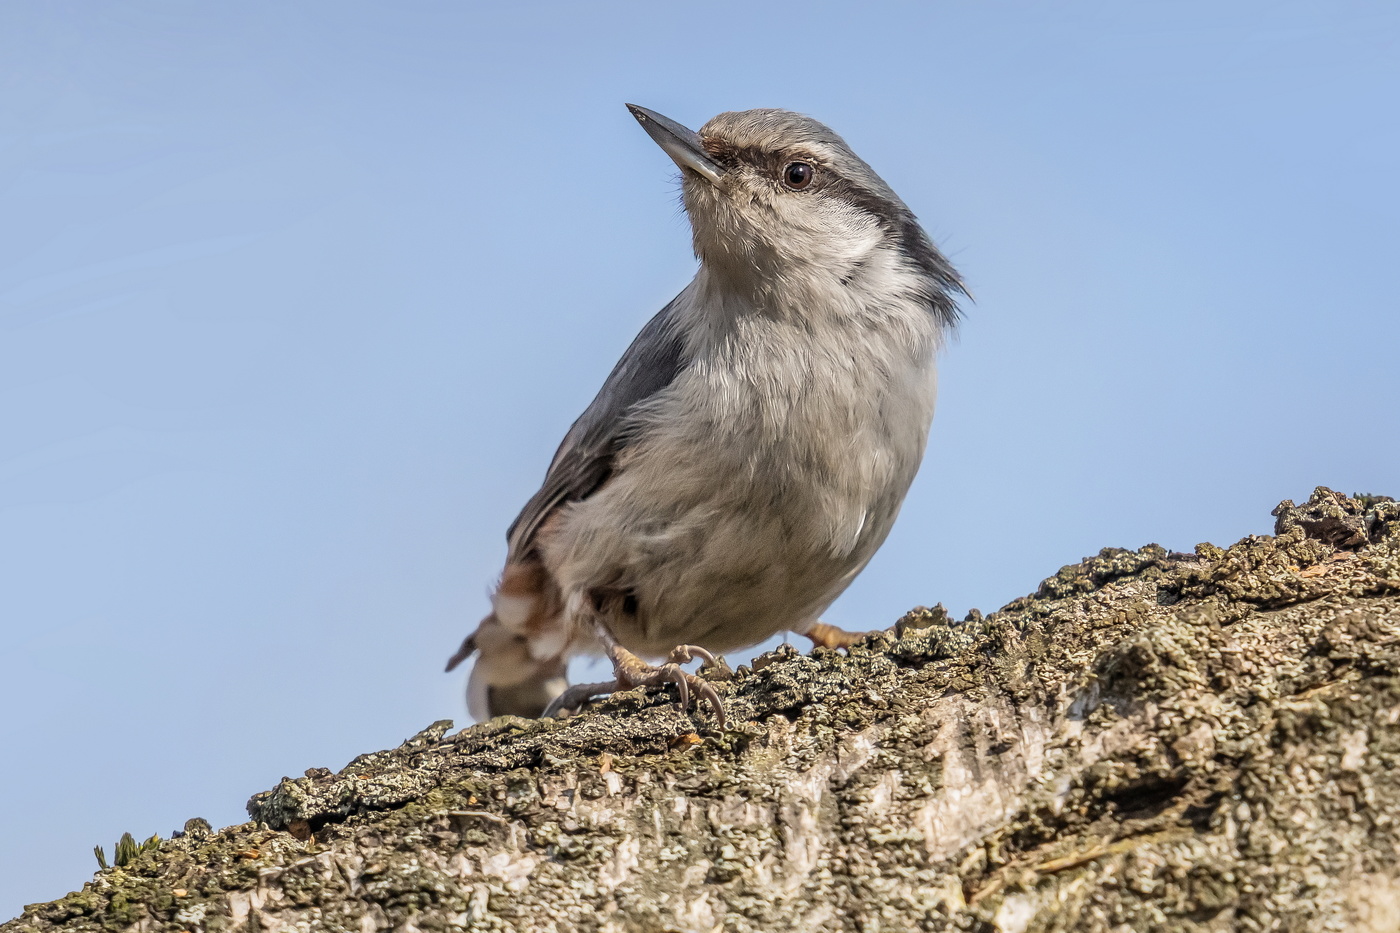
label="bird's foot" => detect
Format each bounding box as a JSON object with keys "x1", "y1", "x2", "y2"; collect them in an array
[
  {"x1": 804, "y1": 620, "x2": 873, "y2": 650},
  {"x1": 542, "y1": 644, "x2": 726, "y2": 728}
]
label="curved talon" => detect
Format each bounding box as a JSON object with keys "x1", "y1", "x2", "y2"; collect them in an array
[
  {"x1": 664, "y1": 664, "x2": 691, "y2": 710},
  {"x1": 657, "y1": 646, "x2": 725, "y2": 726},
  {"x1": 692, "y1": 677, "x2": 726, "y2": 729}
]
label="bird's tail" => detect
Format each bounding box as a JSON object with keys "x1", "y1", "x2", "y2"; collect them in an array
[
  {"x1": 446, "y1": 560, "x2": 570, "y2": 720},
  {"x1": 445, "y1": 613, "x2": 569, "y2": 720}
]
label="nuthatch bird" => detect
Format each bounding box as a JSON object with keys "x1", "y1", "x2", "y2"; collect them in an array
[{"x1": 447, "y1": 105, "x2": 965, "y2": 726}]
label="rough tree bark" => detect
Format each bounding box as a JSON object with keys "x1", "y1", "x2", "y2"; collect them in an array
[{"x1": 8, "y1": 488, "x2": 1400, "y2": 933}]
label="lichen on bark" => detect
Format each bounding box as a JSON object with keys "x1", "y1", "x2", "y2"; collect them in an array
[{"x1": 8, "y1": 487, "x2": 1400, "y2": 932}]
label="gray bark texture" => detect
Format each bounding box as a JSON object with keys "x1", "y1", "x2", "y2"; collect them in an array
[{"x1": 8, "y1": 487, "x2": 1400, "y2": 933}]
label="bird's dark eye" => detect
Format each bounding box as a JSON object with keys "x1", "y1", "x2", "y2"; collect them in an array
[{"x1": 783, "y1": 161, "x2": 814, "y2": 190}]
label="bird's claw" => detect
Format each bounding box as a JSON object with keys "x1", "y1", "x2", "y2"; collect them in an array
[
  {"x1": 620, "y1": 644, "x2": 726, "y2": 728},
  {"x1": 652, "y1": 662, "x2": 725, "y2": 728},
  {"x1": 541, "y1": 644, "x2": 727, "y2": 728}
]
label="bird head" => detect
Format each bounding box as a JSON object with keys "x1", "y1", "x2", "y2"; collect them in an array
[{"x1": 627, "y1": 104, "x2": 963, "y2": 325}]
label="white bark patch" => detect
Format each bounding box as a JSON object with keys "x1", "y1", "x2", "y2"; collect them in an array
[
  {"x1": 778, "y1": 793, "x2": 824, "y2": 892},
  {"x1": 226, "y1": 887, "x2": 267, "y2": 925},
  {"x1": 479, "y1": 849, "x2": 540, "y2": 890},
  {"x1": 671, "y1": 888, "x2": 717, "y2": 931},
  {"x1": 1341, "y1": 728, "x2": 1369, "y2": 771},
  {"x1": 599, "y1": 836, "x2": 640, "y2": 889},
  {"x1": 832, "y1": 728, "x2": 882, "y2": 782},
  {"x1": 992, "y1": 892, "x2": 1040, "y2": 933}
]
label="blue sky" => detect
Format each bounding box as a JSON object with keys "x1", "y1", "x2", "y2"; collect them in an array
[{"x1": 3, "y1": 0, "x2": 1398, "y2": 917}]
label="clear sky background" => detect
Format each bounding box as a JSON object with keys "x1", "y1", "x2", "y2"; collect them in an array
[{"x1": 3, "y1": 0, "x2": 1398, "y2": 917}]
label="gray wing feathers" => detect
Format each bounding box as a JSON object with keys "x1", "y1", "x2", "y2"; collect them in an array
[{"x1": 505, "y1": 294, "x2": 689, "y2": 559}]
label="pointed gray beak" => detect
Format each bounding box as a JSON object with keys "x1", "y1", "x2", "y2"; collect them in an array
[{"x1": 626, "y1": 104, "x2": 725, "y2": 187}]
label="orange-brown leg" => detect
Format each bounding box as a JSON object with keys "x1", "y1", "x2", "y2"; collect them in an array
[{"x1": 803, "y1": 621, "x2": 872, "y2": 650}]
